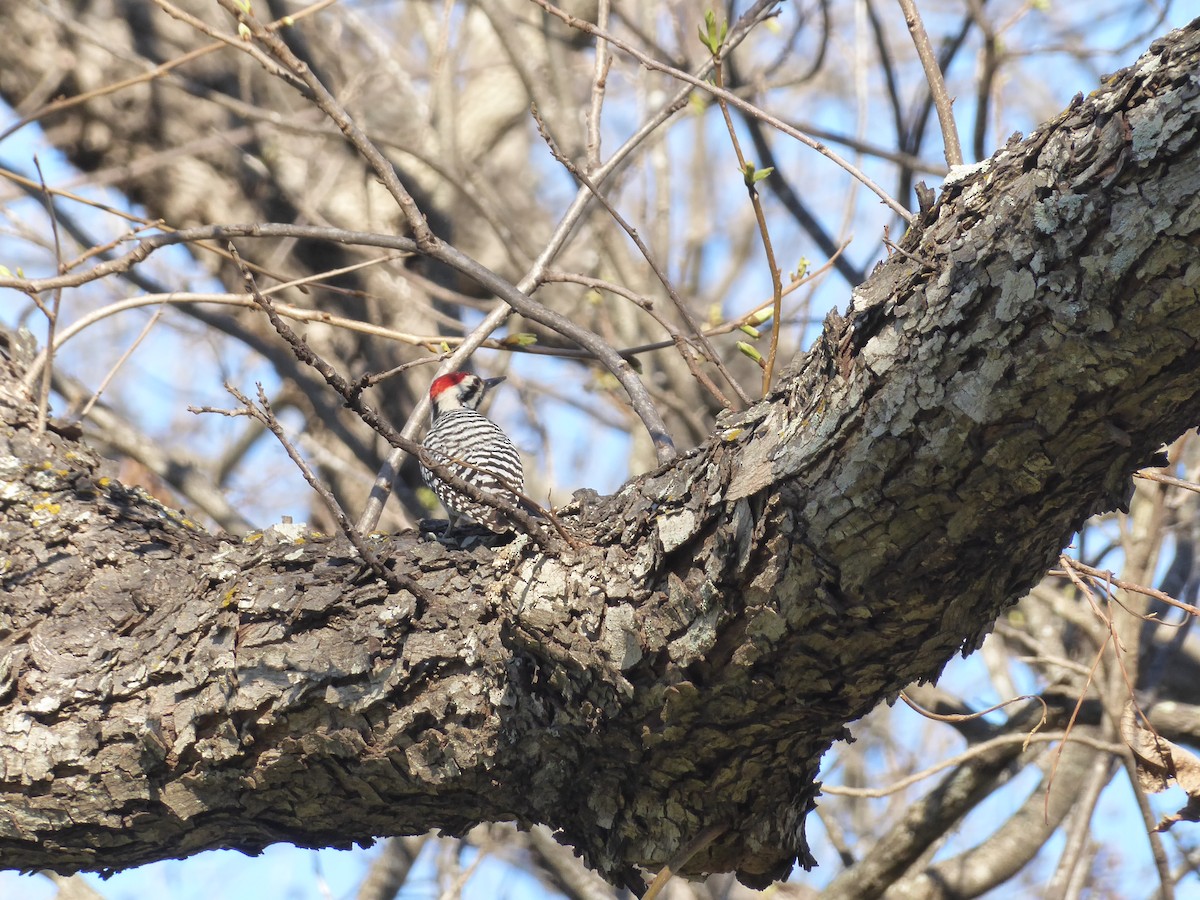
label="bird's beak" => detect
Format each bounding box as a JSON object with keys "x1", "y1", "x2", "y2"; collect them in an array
[{"x1": 483, "y1": 376, "x2": 506, "y2": 392}]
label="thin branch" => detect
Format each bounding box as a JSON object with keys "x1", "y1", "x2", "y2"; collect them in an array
[
  {"x1": 585, "y1": 0, "x2": 612, "y2": 173},
  {"x1": 882, "y1": 233, "x2": 937, "y2": 269},
  {"x1": 435, "y1": 836, "x2": 492, "y2": 900},
  {"x1": 151, "y1": 0, "x2": 308, "y2": 90},
  {"x1": 50, "y1": 368, "x2": 254, "y2": 533},
  {"x1": 216, "y1": 0, "x2": 434, "y2": 247},
  {"x1": 0, "y1": 223, "x2": 413, "y2": 296},
  {"x1": 900, "y1": 5, "x2": 975, "y2": 208},
  {"x1": 2, "y1": 220, "x2": 675, "y2": 463},
  {"x1": 530, "y1": 0, "x2": 913, "y2": 223},
  {"x1": 0, "y1": 48, "x2": 219, "y2": 147},
  {"x1": 1119, "y1": 751, "x2": 1177, "y2": 900},
  {"x1": 0, "y1": 162, "x2": 158, "y2": 231},
  {"x1": 725, "y1": 92, "x2": 869, "y2": 286},
  {"x1": 1054, "y1": 557, "x2": 1200, "y2": 620},
  {"x1": 525, "y1": 825, "x2": 618, "y2": 900},
  {"x1": 641, "y1": 825, "x2": 727, "y2": 900},
  {"x1": 31, "y1": 157, "x2": 64, "y2": 437},
  {"x1": 1044, "y1": 625, "x2": 1111, "y2": 820},
  {"x1": 522, "y1": 0, "x2": 781, "y2": 290},
  {"x1": 214, "y1": 379, "x2": 409, "y2": 595},
  {"x1": 1136, "y1": 468, "x2": 1200, "y2": 495},
  {"x1": 531, "y1": 105, "x2": 750, "y2": 409},
  {"x1": 896, "y1": 0, "x2": 964, "y2": 167},
  {"x1": 1050, "y1": 753, "x2": 1114, "y2": 900},
  {"x1": 900, "y1": 690, "x2": 1048, "y2": 731},
  {"x1": 864, "y1": 0, "x2": 908, "y2": 157},
  {"x1": 543, "y1": 240, "x2": 845, "y2": 352},
  {"x1": 77, "y1": 305, "x2": 166, "y2": 421},
  {"x1": 37, "y1": 873, "x2": 106, "y2": 900},
  {"x1": 781, "y1": 116, "x2": 948, "y2": 176},
  {"x1": 8, "y1": 224, "x2": 845, "y2": 405},
  {"x1": 355, "y1": 836, "x2": 428, "y2": 900},
  {"x1": 823, "y1": 730, "x2": 1127, "y2": 800},
  {"x1": 972, "y1": 27, "x2": 1000, "y2": 163},
  {"x1": 708, "y1": 50, "x2": 783, "y2": 395}
]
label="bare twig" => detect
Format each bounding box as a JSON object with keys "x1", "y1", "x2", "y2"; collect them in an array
[
  {"x1": 0, "y1": 223, "x2": 417, "y2": 296},
  {"x1": 2, "y1": 221, "x2": 672, "y2": 460},
  {"x1": 530, "y1": 0, "x2": 913, "y2": 222},
  {"x1": 520, "y1": 0, "x2": 781, "y2": 293},
  {"x1": 972, "y1": 29, "x2": 999, "y2": 163},
  {"x1": 0, "y1": 163, "x2": 157, "y2": 229},
  {"x1": 50, "y1": 367, "x2": 254, "y2": 533},
  {"x1": 642, "y1": 825, "x2": 727, "y2": 900},
  {"x1": 1118, "y1": 751, "x2": 1177, "y2": 900},
  {"x1": 220, "y1": 380, "x2": 410, "y2": 595},
  {"x1": 78, "y1": 305, "x2": 166, "y2": 421},
  {"x1": 896, "y1": 0, "x2": 964, "y2": 167},
  {"x1": 900, "y1": 690, "x2": 1048, "y2": 733},
  {"x1": 1049, "y1": 752, "x2": 1114, "y2": 900},
  {"x1": 585, "y1": 0, "x2": 612, "y2": 173},
  {"x1": 0, "y1": 0, "x2": 338, "y2": 144},
  {"x1": 355, "y1": 836, "x2": 428, "y2": 900},
  {"x1": 37, "y1": 873, "x2": 106, "y2": 900},
  {"x1": 531, "y1": 105, "x2": 749, "y2": 409},
  {"x1": 823, "y1": 729, "x2": 1127, "y2": 799},
  {"x1": 1044, "y1": 627, "x2": 1110, "y2": 821},
  {"x1": 6, "y1": 218, "x2": 841, "y2": 400},
  {"x1": 543, "y1": 240, "x2": 844, "y2": 352},
  {"x1": 216, "y1": 0, "x2": 434, "y2": 246},
  {"x1": 31, "y1": 157, "x2": 64, "y2": 436},
  {"x1": 0, "y1": 49, "x2": 218, "y2": 147},
  {"x1": 1135, "y1": 468, "x2": 1200, "y2": 495},
  {"x1": 882, "y1": 233, "x2": 937, "y2": 269},
  {"x1": 151, "y1": 0, "x2": 307, "y2": 89},
  {"x1": 708, "y1": 49, "x2": 783, "y2": 395},
  {"x1": 720, "y1": 40, "x2": 870, "y2": 289},
  {"x1": 782, "y1": 116, "x2": 948, "y2": 176},
  {"x1": 1053, "y1": 557, "x2": 1200, "y2": 620}
]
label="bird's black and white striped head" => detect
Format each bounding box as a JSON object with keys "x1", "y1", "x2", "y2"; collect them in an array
[{"x1": 428, "y1": 372, "x2": 504, "y2": 421}]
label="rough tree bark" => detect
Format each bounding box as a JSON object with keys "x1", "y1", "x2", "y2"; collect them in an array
[{"x1": 1, "y1": 16, "x2": 1199, "y2": 894}]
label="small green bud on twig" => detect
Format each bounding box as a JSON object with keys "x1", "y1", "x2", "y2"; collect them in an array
[
  {"x1": 741, "y1": 162, "x2": 774, "y2": 187},
  {"x1": 736, "y1": 341, "x2": 765, "y2": 367},
  {"x1": 500, "y1": 333, "x2": 538, "y2": 348},
  {"x1": 698, "y1": 10, "x2": 727, "y2": 56}
]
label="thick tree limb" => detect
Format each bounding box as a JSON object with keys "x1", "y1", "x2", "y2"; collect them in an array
[{"x1": 1, "y1": 19, "x2": 1200, "y2": 891}]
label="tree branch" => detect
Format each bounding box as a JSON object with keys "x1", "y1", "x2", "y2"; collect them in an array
[{"x1": 1, "y1": 18, "x2": 1200, "y2": 891}]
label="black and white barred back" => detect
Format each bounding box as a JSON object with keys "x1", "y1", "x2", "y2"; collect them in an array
[{"x1": 420, "y1": 373, "x2": 524, "y2": 531}]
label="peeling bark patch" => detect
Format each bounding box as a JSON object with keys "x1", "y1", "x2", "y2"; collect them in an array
[{"x1": 656, "y1": 509, "x2": 697, "y2": 553}]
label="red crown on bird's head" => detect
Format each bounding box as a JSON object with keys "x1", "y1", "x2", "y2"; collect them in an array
[{"x1": 429, "y1": 371, "x2": 472, "y2": 399}]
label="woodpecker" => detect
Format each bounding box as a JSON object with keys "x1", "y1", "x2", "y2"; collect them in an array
[{"x1": 420, "y1": 372, "x2": 524, "y2": 532}]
